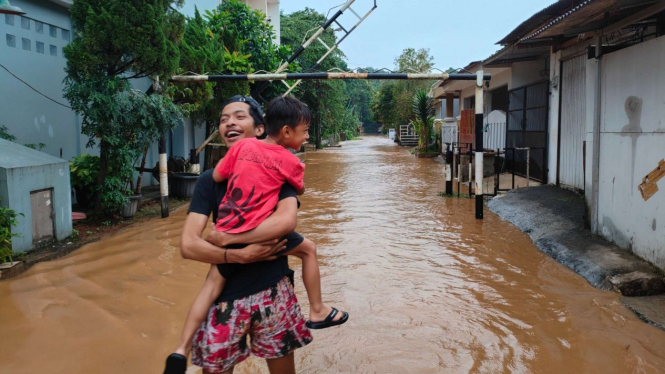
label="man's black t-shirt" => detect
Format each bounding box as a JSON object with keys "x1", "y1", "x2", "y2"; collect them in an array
[{"x1": 187, "y1": 169, "x2": 298, "y2": 302}]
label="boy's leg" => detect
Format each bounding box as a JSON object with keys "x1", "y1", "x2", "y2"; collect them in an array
[
  {"x1": 288, "y1": 239, "x2": 344, "y2": 323},
  {"x1": 174, "y1": 264, "x2": 225, "y2": 355}
]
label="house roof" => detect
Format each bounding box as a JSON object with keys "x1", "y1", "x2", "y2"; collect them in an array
[
  {"x1": 484, "y1": 44, "x2": 550, "y2": 66},
  {"x1": 0, "y1": 139, "x2": 67, "y2": 169},
  {"x1": 434, "y1": 66, "x2": 510, "y2": 97},
  {"x1": 498, "y1": 0, "x2": 661, "y2": 46}
]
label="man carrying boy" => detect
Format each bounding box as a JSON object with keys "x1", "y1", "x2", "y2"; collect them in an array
[{"x1": 176, "y1": 96, "x2": 317, "y2": 374}]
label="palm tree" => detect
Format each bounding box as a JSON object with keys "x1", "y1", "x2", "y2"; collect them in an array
[{"x1": 411, "y1": 89, "x2": 435, "y2": 152}]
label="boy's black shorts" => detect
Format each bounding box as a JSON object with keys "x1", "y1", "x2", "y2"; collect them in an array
[{"x1": 225, "y1": 231, "x2": 304, "y2": 255}]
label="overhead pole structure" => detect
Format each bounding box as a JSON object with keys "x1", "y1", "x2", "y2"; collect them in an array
[
  {"x1": 172, "y1": 73, "x2": 491, "y2": 82},
  {"x1": 278, "y1": 1, "x2": 378, "y2": 98},
  {"x1": 172, "y1": 71, "x2": 492, "y2": 220},
  {"x1": 252, "y1": 0, "x2": 377, "y2": 100},
  {"x1": 189, "y1": 0, "x2": 377, "y2": 162}
]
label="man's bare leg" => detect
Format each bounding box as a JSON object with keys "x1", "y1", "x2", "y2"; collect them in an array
[
  {"x1": 204, "y1": 369, "x2": 234, "y2": 374},
  {"x1": 174, "y1": 265, "x2": 225, "y2": 355},
  {"x1": 266, "y1": 354, "x2": 296, "y2": 374}
]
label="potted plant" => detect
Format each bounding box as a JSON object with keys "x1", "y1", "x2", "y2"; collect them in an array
[
  {"x1": 121, "y1": 192, "x2": 142, "y2": 219},
  {"x1": 170, "y1": 172, "x2": 199, "y2": 199},
  {"x1": 0, "y1": 197, "x2": 22, "y2": 268}
]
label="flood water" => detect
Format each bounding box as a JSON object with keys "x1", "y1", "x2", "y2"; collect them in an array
[{"x1": 1, "y1": 136, "x2": 665, "y2": 374}]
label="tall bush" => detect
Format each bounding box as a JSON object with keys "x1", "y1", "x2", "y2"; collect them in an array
[
  {"x1": 0, "y1": 197, "x2": 21, "y2": 264},
  {"x1": 412, "y1": 90, "x2": 435, "y2": 152}
]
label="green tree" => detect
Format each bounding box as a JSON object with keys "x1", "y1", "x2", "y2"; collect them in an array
[
  {"x1": 171, "y1": 2, "x2": 292, "y2": 168},
  {"x1": 281, "y1": 8, "x2": 375, "y2": 143},
  {"x1": 174, "y1": 3, "x2": 291, "y2": 127},
  {"x1": 372, "y1": 48, "x2": 435, "y2": 136},
  {"x1": 63, "y1": 0, "x2": 186, "y2": 216}
]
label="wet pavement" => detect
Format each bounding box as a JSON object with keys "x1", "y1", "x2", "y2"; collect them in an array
[{"x1": 1, "y1": 136, "x2": 665, "y2": 373}]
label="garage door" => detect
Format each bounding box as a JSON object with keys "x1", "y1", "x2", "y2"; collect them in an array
[{"x1": 559, "y1": 55, "x2": 587, "y2": 191}]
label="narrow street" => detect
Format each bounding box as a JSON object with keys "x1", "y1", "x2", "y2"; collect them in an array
[{"x1": 1, "y1": 136, "x2": 665, "y2": 374}]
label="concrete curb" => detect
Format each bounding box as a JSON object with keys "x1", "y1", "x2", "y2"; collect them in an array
[{"x1": 487, "y1": 186, "x2": 665, "y2": 296}]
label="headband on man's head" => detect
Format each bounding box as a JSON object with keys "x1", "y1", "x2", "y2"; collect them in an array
[{"x1": 220, "y1": 95, "x2": 265, "y2": 124}]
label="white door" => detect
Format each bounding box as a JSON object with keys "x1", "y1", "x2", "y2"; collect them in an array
[{"x1": 559, "y1": 55, "x2": 586, "y2": 190}]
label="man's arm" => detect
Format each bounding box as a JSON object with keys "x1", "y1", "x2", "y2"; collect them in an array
[
  {"x1": 180, "y1": 212, "x2": 287, "y2": 264},
  {"x1": 205, "y1": 196, "x2": 298, "y2": 247}
]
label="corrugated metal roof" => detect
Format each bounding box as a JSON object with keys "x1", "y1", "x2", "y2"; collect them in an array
[
  {"x1": 497, "y1": 0, "x2": 591, "y2": 45},
  {"x1": 518, "y1": 0, "x2": 596, "y2": 42},
  {"x1": 498, "y1": 0, "x2": 660, "y2": 45}
]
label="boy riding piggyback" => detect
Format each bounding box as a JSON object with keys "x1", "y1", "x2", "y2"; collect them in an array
[{"x1": 164, "y1": 96, "x2": 347, "y2": 374}]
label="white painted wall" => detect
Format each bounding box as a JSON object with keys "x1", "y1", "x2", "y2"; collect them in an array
[
  {"x1": 593, "y1": 35, "x2": 665, "y2": 270},
  {"x1": 459, "y1": 68, "x2": 511, "y2": 111},
  {"x1": 244, "y1": 0, "x2": 280, "y2": 44},
  {"x1": 511, "y1": 59, "x2": 547, "y2": 88}
]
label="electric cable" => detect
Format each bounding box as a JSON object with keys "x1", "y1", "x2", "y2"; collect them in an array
[{"x1": 0, "y1": 63, "x2": 72, "y2": 108}]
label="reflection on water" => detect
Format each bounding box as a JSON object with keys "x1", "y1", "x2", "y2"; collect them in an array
[{"x1": 1, "y1": 136, "x2": 664, "y2": 374}]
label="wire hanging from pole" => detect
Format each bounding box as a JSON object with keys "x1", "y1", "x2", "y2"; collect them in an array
[{"x1": 0, "y1": 63, "x2": 72, "y2": 109}]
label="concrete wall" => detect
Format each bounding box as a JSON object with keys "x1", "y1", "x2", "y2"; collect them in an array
[
  {"x1": 244, "y1": 0, "x2": 280, "y2": 44},
  {"x1": 511, "y1": 59, "x2": 547, "y2": 88},
  {"x1": 459, "y1": 68, "x2": 512, "y2": 111},
  {"x1": 592, "y1": 35, "x2": 665, "y2": 270},
  {"x1": 0, "y1": 1, "x2": 199, "y2": 188},
  {"x1": 0, "y1": 0, "x2": 78, "y2": 159}
]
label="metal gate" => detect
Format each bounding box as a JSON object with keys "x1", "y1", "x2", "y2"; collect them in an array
[
  {"x1": 558, "y1": 55, "x2": 586, "y2": 190},
  {"x1": 506, "y1": 80, "x2": 549, "y2": 182}
]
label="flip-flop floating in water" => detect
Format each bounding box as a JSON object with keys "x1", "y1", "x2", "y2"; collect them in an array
[{"x1": 306, "y1": 307, "x2": 349, "y2": 329}]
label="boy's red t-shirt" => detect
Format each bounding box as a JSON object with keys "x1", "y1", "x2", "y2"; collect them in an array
[{"x1": 214, "y1": 138, "x2": 304, "y2": 233}]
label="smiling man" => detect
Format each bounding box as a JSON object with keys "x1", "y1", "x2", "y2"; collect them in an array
[{"x1": 173, "y1": 96, "x2": 313, "y2": 374}]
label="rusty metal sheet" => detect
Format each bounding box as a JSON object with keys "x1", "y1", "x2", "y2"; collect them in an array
[{"x1": 638, "y1": 159, "x2": 665, "y2": 201}]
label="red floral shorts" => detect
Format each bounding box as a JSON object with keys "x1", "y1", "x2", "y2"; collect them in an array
[{"x1": 191, "y1": 277, "x2": 312, "y2": 373}]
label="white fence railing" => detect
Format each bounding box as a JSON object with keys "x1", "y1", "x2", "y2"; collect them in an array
[{"x1": 399, "y1": 124, "x2": 418, "y2": 145}]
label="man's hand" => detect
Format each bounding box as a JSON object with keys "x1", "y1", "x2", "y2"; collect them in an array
[{"x1": 234, "y1": 239, "x2": 287, "y2": 264}]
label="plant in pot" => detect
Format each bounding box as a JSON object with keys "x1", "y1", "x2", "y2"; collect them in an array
[
  {"x1": 69, "y1": 154, "x2": 100, "y2": 209},
  {"x1": 0, "y1": 197, "x2": 22, "y2": 267}
]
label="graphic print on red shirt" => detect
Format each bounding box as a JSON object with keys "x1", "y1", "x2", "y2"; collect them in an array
[{"x1": 215, "y1": 138, "x2": 304, "y2": 233}]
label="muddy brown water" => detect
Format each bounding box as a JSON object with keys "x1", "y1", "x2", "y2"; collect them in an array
[{"x1": 1, "y1": 136, "x2": 665, "y2": 374}]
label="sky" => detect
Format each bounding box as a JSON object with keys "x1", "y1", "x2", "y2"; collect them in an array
[{"x1": 179, "y1": 0, "x2": 555, "y2": 72}]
